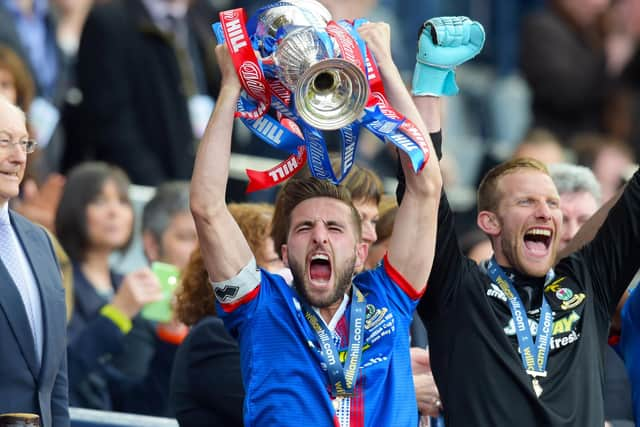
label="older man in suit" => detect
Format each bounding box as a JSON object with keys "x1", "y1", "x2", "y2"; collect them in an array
[{"x1": 0, "y1": 95, "x2": 69, "y2": 427}]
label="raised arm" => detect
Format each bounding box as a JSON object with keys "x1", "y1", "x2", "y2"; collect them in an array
[
  {"x1": 395, "y1": 18, "x2": 485, "y2": 316},
  {"x1": 190, "y1": 45, "x2": 254, "y2": 282},
  {"x1": 358, "y1": 22, "x2": 442, "y2": 293}
]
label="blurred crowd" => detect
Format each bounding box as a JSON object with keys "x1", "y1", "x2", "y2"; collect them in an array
[{"x1": 2, "y1": 0, "x2": 640, "y2": 425}]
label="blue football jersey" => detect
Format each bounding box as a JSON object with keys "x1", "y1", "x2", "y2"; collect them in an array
[{"x1": 217, "y1": 257, "x2": 421, "y2": 427}]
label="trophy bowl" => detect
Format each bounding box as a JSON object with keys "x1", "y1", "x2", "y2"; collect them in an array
[{"x1": 273, "y1": 26, "x2": 369, "y2": 130}]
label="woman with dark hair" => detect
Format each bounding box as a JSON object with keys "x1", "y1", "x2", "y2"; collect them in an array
[
  {"x1": 170, "y1": 203, "x2": 283, "y2": 427},
  {"x1": 55, "y1": 161, "x2": 163, "y2": 409}
]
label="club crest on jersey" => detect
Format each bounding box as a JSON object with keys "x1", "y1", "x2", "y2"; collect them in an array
[
  {"x1": 560, "y1": 292, "x2": 586, "y2": 310},
  {"x1": 365, "y1": 304, "x2": 388, "y2": 330},
  {"x1": 555, "y1": 288, "x2": 574, "y2": 301}
]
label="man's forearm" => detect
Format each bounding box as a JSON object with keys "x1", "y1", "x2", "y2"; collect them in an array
[
  {"x1": 377, "y1": 53, "x2": 442, "y2": 291},
  {"x1": 190, "y1": 85, "x2": 240, "y2": 217},
  {"x1": 412, "y1": 96, "x2": 441, "y2": 134},
  {"x1": 189, "y1": 47, "x2": 254, "y2": 282}
]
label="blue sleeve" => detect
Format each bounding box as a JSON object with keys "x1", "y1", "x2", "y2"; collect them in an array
[
  {"x1": 622, "y1": 287, "x2": 640, "y2": 348},
  {"x1": 623, "y1": 288, "x2": 640, "y2": 323},
  {"x1": 355, "y1": 257, "x2": 420, "y2": 322},
  {"x1": 620, "y1": 287, "x2": 640, "y2": 372},
  {"x1": 217, "y1": 269, "x2": 281, "y2": 337}
]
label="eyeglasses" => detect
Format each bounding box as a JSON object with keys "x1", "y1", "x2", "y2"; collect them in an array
[{"x1": 0, "y1": 138, "x2": 38, "y2": 154}]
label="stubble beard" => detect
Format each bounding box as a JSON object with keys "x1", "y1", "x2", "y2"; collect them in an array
[
  {"x1": 290, "y1": 253, "x2": 357, "y2": 308},
  {"x1": 500, "y1": 232, "x2": 556, "y2": 278}
]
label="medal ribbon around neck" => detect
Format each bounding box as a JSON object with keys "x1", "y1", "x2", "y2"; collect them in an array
[
  {"x1": 300, "y1": 285, "x2": 366, "y2": 397},
  {"x1": 486, "y1": 258, "x2": 555, "y2": 388}
]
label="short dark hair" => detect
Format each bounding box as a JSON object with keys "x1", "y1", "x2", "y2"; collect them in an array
[
  {"x1": 55, "y1": 162, "x2": 132, "y2": 262},
  {"x1": 271, "y1": 177, "x2": 362, "y2": 255},
  {"x1": 142, "y1": 181, "x2": 190, "y2": 242}
]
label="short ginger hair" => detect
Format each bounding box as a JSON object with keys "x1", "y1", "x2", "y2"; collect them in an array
[{"x1": 477, "y1": 157, "x2": 550, "y2": 213}]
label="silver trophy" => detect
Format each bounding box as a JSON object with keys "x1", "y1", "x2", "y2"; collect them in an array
[{"x1": 256, "y1": 0, "x2": 369, "y2": 130}]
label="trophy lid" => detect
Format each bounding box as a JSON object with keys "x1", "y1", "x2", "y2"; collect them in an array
[{"x1": 253, "y1": 0, "x2": 332, "y2": 41}]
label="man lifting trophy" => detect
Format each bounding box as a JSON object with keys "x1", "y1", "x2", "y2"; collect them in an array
[{"x1": 194, "y1": 1, "x2": 486, "y2": 425}]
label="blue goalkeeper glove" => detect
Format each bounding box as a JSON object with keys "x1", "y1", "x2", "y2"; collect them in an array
[{"x1": 412, "y1": 16, "x2": 485, "y2": 97}]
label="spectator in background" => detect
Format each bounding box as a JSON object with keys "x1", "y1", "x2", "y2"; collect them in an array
[
  {"x1": 141, "y1": 181, "x2": 197, "y2": 271},
  {"x1": 602, "y1": 0, "x2": 640, "y2": 161},
  {"x1": 549, "y1": 163, "x2": 601, "y2": 250},
  {"x1": 550, "y1": 163, "x2": 634, "y2": 426},
  {"x1": 572, "y1": 133, "x2": 636, "y2": 202},
  {"x1": 0, "y1": 0, "x2": 66, "y2": 101},
  {"x1": 337, "y1": 164, "x2": 383, "y2": 250},
  {"x1": 55, "y1": 162, "x2": 163, "y2": 410},
  {"x1": 100, "y1": 180, "x2": 198, "y2": 416},
  {"x1": 0, "y1": 44, "x2": 65, "y2": 232},
  {"x1": 0, "y1": 0, "x2": 75, "y2": 175},
  {"x1": 511, "y1": 128, "x2": 566, "y2": 166},
  {"x1": 171, "y1": 247, "x2": 244, "y2": 427},
  {"x1": 170, "y1": 203, "x2": 282, "y2": 427},
  {"x1": 0, "y1": 45, "x2": 71, "y2": 317},
  {"x1": 0, "y1": 92, "x2": 68, "y2": 427},
  {"x1": 227, "y1": 203, "x2": 284, "y2": 274},
  {"x1": 51, "y1": 0, "x2": 94, "y2": 59},
  {"x1": 63, "y1": 180, "x2": 195, "y2": 417},
  {"x1": 65, "y1": 0, "x2": 221, "y2": 185},
  {"x1": 365, "y1": 204, "x2": 396, "y2": 270},
  {"x1": 520, "y1": 0, "x2": 612, "y2": 142},
  {"x1": 0, "y1": 44, "x2": 34, "y2": 112}
]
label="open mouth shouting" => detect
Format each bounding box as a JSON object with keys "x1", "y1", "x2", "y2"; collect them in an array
[
  {"x1": 523, "y1": 227, "x2": 553, "y2": 258},
  {"x1": 308, "y1": 253, "x2": 332, "y2": 289}
]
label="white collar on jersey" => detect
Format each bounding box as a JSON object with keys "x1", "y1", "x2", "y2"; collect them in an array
[{"x1": 313, "y1": 293, "x2": 350, "y2": 332}]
